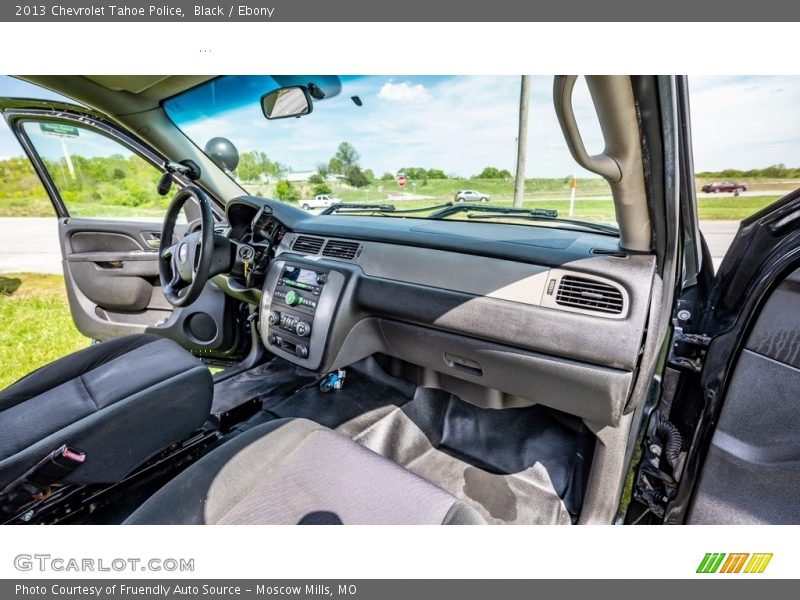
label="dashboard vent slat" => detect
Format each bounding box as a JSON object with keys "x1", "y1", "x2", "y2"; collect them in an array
[
  {"x1": 322, "y1": 239, "x2": 360, "y2": 260},
  {"x1": 556, "y1": 275, "x2": 624, "y2": 314},
  {"x1": 292, "y1": 236, "x2": 325, "y2": 254}
]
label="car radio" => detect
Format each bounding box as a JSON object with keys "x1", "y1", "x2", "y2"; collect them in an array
[{"x1": 264, "y1": 265, "x2": 328, "y2": 359}]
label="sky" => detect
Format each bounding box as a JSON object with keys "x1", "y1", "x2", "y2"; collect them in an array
[
  {"x1": 1, "y1": 75, "x2": 799, "y2": 177},
  {"x1": 165, "y1": 74, "x2": 609, "y2": 178}
]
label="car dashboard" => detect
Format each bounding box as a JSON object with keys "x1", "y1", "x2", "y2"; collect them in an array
[{"x1": 222, "y1": 196, "x2": 656, "y2": 428}]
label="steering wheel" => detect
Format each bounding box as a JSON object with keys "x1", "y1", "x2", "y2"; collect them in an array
[{"x1": 159, "y1": 186, "x2": 215, "y2": 307}]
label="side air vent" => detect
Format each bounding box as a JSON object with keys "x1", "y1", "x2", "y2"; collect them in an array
[
  {"x1": 556, "y1": 275, "x2": 624, "y2": 315},
  {"x1": 292, "y1": 236, "x2": 325, "y2": 254},
  {"x1": 591, "y1": 248, "x2": 627, "y2": 258},
  {"x1": 322, "y1": 239, "x2": 360, "y2": 260}
]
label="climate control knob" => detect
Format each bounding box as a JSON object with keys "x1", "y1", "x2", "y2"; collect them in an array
[
  {"x1": 295, "y1": 344, "x2": 309, "y2": 359},
  {"x1": 295, "y1": 321, "x2": 311, "y2": 337},
  {"x1": 267, "y1": 311, "x2": 281, "y2": 326}
]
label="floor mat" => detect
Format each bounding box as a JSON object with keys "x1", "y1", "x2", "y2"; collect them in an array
[
  {"x1": 211, "y1": 358, "x2": 319, "y2": 417},
  {"x1": 256, "y1": 357, "x2": 594, "y2": 524}
]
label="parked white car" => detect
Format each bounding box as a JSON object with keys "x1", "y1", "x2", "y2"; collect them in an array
[
  {"x1": 455, "y1": 189, "x2": 490, "y2": 202},
  {"x1": 301, "y1": 194, "x2": 342, "y2": 210}
]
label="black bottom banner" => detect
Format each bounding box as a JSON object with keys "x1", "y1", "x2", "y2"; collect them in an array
[{"x1": 3, "y1": 580, "x2": 794, "y2": 600}]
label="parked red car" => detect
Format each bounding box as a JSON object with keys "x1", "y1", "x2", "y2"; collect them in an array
[{"x1": 701, "y1": 180, "x2": 747, "y2": 194}]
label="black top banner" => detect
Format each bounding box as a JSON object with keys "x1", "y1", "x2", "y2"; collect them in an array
[{"x1": 1, "y1": 0, "x2": 796, "y2": 21}]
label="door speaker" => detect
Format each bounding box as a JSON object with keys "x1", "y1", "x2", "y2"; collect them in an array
[{"x1": 186, "y1": 312, "x2": 217, "y2": 342}]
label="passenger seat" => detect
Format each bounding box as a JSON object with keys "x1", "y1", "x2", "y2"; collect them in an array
[{"x1": 124, "y1": 418, "x2": 485, "y2": 525}]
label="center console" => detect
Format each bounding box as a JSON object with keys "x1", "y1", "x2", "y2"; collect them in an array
[{"x1": 259, "y1": 259, "x2": 346, "y2": 370}]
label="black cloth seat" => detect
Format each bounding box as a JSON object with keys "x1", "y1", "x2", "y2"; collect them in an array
[
  {"x1": 125, "y1": 418, "x2": 485, "y2": 525},
  {"x1": 0, "y1": 334, "x2": 212, "y2": 492}
]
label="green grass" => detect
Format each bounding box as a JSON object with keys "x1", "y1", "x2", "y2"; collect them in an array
[
  {"x1": 244, "y1": 178, "x2": 791, "y2": 222},
  {"x1": 4, "y1": 194, "x2": 776, "y2": 222},
  {"x1": 696, "y1": 196, "x2": 781, "y2": 220},
  {"x1": 3, "y1": 172, "x2": 794, "y2": 222},
  {"x1": 366, "y1": 194, "x2": 784, "y2": 222},
  {"x1": 0, "y1": 198, "x2": 176, "y2": 221},
  {"x1": 291, "y1": 194, "x2": 784, "y2": 223},
  {"x1": 337, "y1": 177, "x2": 612, "y2": 203},
  {"x1": 0, "y1": 197, "x2": 169, "y2": 219},
  {"x1": 0, "y1": 273, "x2": 89, "y2": 390},
  {"x1": 0, "y1": 196, "x2": 58, "y2": 217}
]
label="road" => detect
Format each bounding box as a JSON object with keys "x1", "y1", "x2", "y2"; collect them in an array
[
  {"x1": 0, "y1": 217, "x2": 739, "y2": 275},
  {"x1": 698, "y1": 220, "x2": 740, "y2": 270},
  {"x1": 0, "y1": 218, "x2": 62, "y2": 274}
]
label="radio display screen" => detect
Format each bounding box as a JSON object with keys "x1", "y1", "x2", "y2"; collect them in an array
[{"x1": 283, "y1": 267, "x2": 318, "y2": 287}]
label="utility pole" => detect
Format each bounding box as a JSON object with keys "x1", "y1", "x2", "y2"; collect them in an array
[
  {"x1": 569, "y1": 174, "x2": 577, "y2": 217},
  {"x1": 513, "y1": 75, "x2": 530, "y2": 209},
  {"x1": 60, "y1": 137, "x2": 75, "y2": 179}
]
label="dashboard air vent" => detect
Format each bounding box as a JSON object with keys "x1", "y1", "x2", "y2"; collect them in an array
[
  {"x1": 292, "y1": 236, "x2": 325, "y2": 254},
  {"x1": 556, "y1": 275, "x2": 624, "y2": 315},
  {"x1": 322, "y1": 239, "x2": 360, "y2": 260}
]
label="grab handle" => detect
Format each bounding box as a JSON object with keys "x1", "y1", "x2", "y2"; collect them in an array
[{"x1": 553, "y1": 75, "x2": 622, "y2": 183}]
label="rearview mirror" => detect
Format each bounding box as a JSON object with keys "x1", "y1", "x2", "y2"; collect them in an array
[{"x1": 260, "y1": 86, "x2": 313, "y2": 120}]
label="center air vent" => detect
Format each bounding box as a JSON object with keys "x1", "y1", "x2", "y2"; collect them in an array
[
  {"x1": 322, "y1": 239, "x2": 360, "y2": 260},
  {"x1": 292, "y1": 235, "x2": 324, "y2": 254},
  {"x1": 556, "y1": 275, "x2": 624, "y2": 315}
]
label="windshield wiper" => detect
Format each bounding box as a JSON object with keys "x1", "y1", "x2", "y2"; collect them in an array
[
  {"x1": 320, "y1": 202, "x2": 453, "y2": 215},
  {"x1": 428, "y1": 203, "x2": 554, "y2": 220},
  {"x1": 381, "y1": 202, "x2": 454, "y2": 214},
  {"x1": 320, "y1": 203, "x2": 396, "y2": 215},
  {"x1": 428, "y1": 203, "x2": 618, "y2": 235}
]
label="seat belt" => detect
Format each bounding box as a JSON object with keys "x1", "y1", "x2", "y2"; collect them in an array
[{"x1": 0, "y1": 445, "x2": 85, "y2": 513}]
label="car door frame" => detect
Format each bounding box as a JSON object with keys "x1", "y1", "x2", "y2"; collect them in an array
[
  {"x1": 623, "y1": 76, "x2": 800, "y2": 524},
  {"x1": 0, "y1": 99, "x2": 215, "y2": 220},
  {"x1": 662, "y1": 188, "x2": 800, "y2": 523},
  {"x1": 1, "y1": 98, "x2": 242, "y2": 359}
]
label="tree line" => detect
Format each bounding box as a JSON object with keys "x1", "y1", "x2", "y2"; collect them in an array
[
  {"x1": 696, "y1": 164, "x2": 800, "y2": 179},
  {"x1": 269, "y1": 141, "x2": 518, "y2": 201},
  {"x1": 1, "y1": 138, "x2": 601, "y2": 210},
  {"x1": 0, "y1": 153, "x2": 166, "y2": 210}
]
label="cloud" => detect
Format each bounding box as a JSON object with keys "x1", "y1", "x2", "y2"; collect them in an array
[
  {"x1": 377, "y1": 81, "x2": 432, "y2": 104},
  {"x1": 689, "y1": 75, "x2": 800, "y2": 171},
  {"x1": 162, "y1": 75, "x2": 608, "y2": 178},
  {"x1": 0, "y1": 75, "x2": 610, "y2": 178},
  {"x1": 5, "y1": 74, "x2": 791, "y2": 180}
]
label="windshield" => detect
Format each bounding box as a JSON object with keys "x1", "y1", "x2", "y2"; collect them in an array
[{"x1": 164, "y1": 75, "x2": 615, "y2": 232}]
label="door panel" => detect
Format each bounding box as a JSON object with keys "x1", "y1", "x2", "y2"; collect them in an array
[
  {"x1": 688, "y1": 269, "x2": 800, "y2": 524},
  {"x1": 60, "y1": 218, "x2": 236, "y2": 354},
  {"x1": 61, "y1": 218, "x2": 172, "y2": 321}
]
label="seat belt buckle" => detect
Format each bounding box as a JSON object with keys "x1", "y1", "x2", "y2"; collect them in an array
[
  {"x1": 27, "y1": 445, "x2": 86, "y2": 488},
  {"x1": 0, "y1": 445, "x2": 86, "y2": 516}
]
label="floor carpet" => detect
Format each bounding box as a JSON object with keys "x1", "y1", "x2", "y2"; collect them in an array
[{"x1": 216, "y1": 356, "x2": 594, "y2": 524}]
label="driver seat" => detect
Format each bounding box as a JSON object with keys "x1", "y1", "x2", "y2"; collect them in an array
[{"x1": 0, "y1": 334, "x2": 212, "y2": 501}]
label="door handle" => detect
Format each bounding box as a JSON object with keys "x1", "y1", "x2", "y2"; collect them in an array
[{"x1": 142, "y1": 232, "x2": 161, "y2": 248}]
